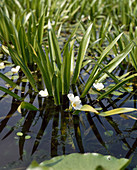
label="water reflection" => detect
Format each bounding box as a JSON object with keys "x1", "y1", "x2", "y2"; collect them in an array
[{"x1": 0, "y1": 80, "x2": 137, "y2": 169}]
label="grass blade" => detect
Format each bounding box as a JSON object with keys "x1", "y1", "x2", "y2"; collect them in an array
[
  {"x1": 72, "y1": 23, "x2": 93, "y2": 84},
  {"x1": 99, "y1": 108, "x2": 137, "y2": 117},
  {"x1": 98, "y1": 73, "x2": 137, "y2": 100},
  {"x1": 0, "y1": 86, "x2": 22, "y2": 100}
]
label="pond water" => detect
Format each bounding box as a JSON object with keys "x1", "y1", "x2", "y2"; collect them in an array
[{"x1": 0, "y1": 55, "x2": 137, "y2": 170}]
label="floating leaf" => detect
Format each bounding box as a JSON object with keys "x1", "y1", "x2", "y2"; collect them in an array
[
  {"x1": 111, "y1": 91, "x2": 123, "y2": 96},
  {"x1": 11, "y1": 75, "x2": 19, "y2": 80},
  {"x1": 4, "y1": 71, "x2": 13, "y2": 76},
  {"x1": 99, "y1": 108, "x2": 137, "y2": 117},
  {"x1": 104, "y1": 130, "x2": 113, "y2": 137},
  {"x1": 0, "y1": 65, "x2": 5, "y2": 69},
  {"x1": 21, "y1": 78, "x2": 29, "y2": 82},
  {"x1": 27, "y1": 153, "x2": 131, "y2": 170},
  {"x1": 80, "y1": 104, "x2": 99, "y2": 114},
  {"x1": 16, "y1": 132, "x2": 23, "y2": 136},
  {"x1": 25, "y1": 135, "x2": 31, "y2": 140}
]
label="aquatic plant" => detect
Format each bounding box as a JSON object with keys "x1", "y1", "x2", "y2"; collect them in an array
[
  {"x1": 39, "y1": 89, "x2": 49, "y2": 97},
  {"x1": 27, "y1": 153, "x2": 131, "y2": 170},
  {"x1": 67, "y1": 94, "x2": 82, "y2": 110},
  {"x1": 0, "y1": 0, "x2": 137, "y2": 107},
  {"x1": 11, "y1": 65, "x2": 20, "y2": 74}
]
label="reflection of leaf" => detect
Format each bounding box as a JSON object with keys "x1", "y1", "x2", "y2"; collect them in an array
[
  {"x1": 27, "y1": 153, "x2": 131, "y2": 170},
  {"x1": 126, "y1": 115, "x2": 137, "y2": 120},
  {"x1": 122, "y1": 143, "x2": 129, "y2": 151},
  {"x1": 104, "y1": 130, "x2": 113, "y2": 137},
  {"x1": 17, "y1": 102, "x2": 38, "y2": 113},
  {"x1": 99, "y1": 108, "x2": 137, "y2": 117},
  {"x1": 80, "y1": 105, "x2": 99, "y2": 114},
  {"x1": 120, "y1": 114, "x2": 129, "y2": 119},
  {"x1": 133, "y1": 166, "x2": 137, "y2": 170}
]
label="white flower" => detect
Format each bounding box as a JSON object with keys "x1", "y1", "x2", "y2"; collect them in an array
[
  {"x1": 93, "y1": 82, "x2": 104, "y2": 91},
  {"x1": 0, "y1": 62, "x2": 4, "y2": 66},
  {"x1": 11, "y1": 65, "x2": 20, "y2": 73},
  {"x1": 81, "y1": 15, "x2": 85, "y2": 19},
  {"x1": 39, "y1": 89, "x2": 48, "y2": 97},
  {"x1": 67, "y1": 93, "x2": 75, "y2": 102},
  {"x1": 67, "y1": 93, "x2": 82, "y2": 110},
  {"x1": 52, "y1": 20, "x2": 55, "y2": 25}
]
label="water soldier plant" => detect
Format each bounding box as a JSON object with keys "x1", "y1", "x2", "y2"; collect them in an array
[
  {"x1": 0, "y1": 14, "x2": 137, "y2": 116},
  {"x1": 0, "y1": 1, "x2": 137, "y2": 114},
  {"x1": 1, "y1": 0, "x2": 137, "y2": 169}
]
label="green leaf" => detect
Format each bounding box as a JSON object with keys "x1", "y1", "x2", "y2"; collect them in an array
[
  {"x1": 25, "y1": 135, "x2": 31, "y2": 140},
  {"x1": 8, "y1": 47, "x2": 38, "y2": 92},
  {"x1": 62, "y1": 39, "x2": 75, "y2": 94},
  {"x1": 37, "y1": 12, "x2": 45, "y2": 44},
  {"x1": 17, "y1": 101, "x2": 38, "y2": 113},
  {"x1": 48, "y1": 20, "x2": 62, "y2": 71},
  {"x1": 72, "y1": 23, "x2": 92, "y2": 84},
  {"x1": 0, "y1": 72, "x2": 17, "y2": 88},
  {"x1": 31, "y1": 44, "x2": 53, "y2": 96},
  {"x1": 0, "y1": 86, "x2": 22, "y2": 100},
  {"x1": 16, "y1": 132, "x2": 23, "y2": 136},
  {"x1": 99, "y1": 108, "x2": 137, "y2": 117},
  {"x1": 104, "y1": 130, "x2": 113, "y2": 137},
  {"x1": 52, "y1": 73, "x2": 61, "y2": 105},
  {"x1": 98, "y1": 73, "x2": 137, "y2": 100},
  {"x1": 80, "y1": 104, "x2": 99, "y2": 114},
  {"x1": 81, "y1": 33, "x2": 123, "y2": 97},
  {"x1": 27, "y1": 161, "x2": 48, "y2": 170},
  {"x1": 98, "y1": 36, "x2": 137, "y2": 82},
  {"x1": 27, "y1": 153, "x2": 131, "y2": 170}
]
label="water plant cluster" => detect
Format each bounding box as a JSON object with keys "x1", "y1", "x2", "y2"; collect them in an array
[
  {"x1": 0, "y1": 0, "x2": 137, "y2": 169},
  {"x1": 0, "y1": 0, "x2": 137, "y2": 107}
]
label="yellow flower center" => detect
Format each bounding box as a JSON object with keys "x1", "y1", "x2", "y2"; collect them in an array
[{"x1": 73, "y1": 103, "x2": 76, "y2": 107}]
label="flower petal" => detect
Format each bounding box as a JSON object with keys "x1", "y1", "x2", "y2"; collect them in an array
[{"x1": 67, "y1": 93, "x2": 75, "y2": 101}]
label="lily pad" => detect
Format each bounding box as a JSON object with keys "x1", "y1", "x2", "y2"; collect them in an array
[{"x1": 27, "y1": 153, "x2": 131, "y2": 170}]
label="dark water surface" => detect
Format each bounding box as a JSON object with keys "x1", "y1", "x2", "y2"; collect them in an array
[{"x1": 0, "y1": 59, "x2": 137, "y2": 169}]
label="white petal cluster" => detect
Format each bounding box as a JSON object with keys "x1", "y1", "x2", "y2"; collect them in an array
[
  {"x1": 0, "y1": 62, "x2": 4, "y2": 66},
  {"x1": 11, "y1": 65, "x2": 20, "y2": 73},
  {"x1": 93, "y1": 82, "x2": 104, "y2": 91},
  {"x1": 67, "y1": 93, "x2": 82, "y2": 110},
  {"x1": 39, "y1": 89, "x2": 48, "y2": 97}
]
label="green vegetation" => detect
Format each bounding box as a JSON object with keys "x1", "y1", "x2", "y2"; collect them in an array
[
  {"x1": 0, "y1": 0, "x2": 137, "y2": 106},
  {"x1": 27, "y1": 153, "x2": 131, "y2": 170},
  {"x1": 0, "y1": 0, "x2": 137, "y2": 168}
]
